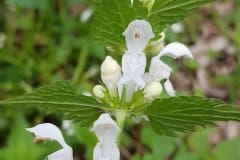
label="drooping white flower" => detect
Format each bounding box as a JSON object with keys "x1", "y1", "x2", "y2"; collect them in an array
[
  {"x1": 144, "y1": 81, "x2": 163, "y2": 100},
  {"x1": 157, "y1": 42, "x2": 193, "y2": 59},
  {"x1": 118, "y1": 20, "x2": 154, "y2": 101},
  {"x1": 92, "y1": 113, "x2": 120, "y2": 160},
  {"x1": 26, "y1": 123, "x2": 73, "y2": 160},
  {"x1": 147, "y1": 42, "x2": 193, "y2": 96},
  {"x1": 93, "y1": 85, "x2": 106, "y2": 98},
  {"x1": 101, "y1": 56, "x2": 121, "y2": 97},
  {"x1": 123, "y1": 19, "x2": 154, "y2": 54}
]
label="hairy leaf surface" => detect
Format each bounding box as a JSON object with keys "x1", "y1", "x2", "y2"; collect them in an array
[
  {"x1": 146, "y1": 96, "x2": 240, "y2": 136},
  {"x1": 0, "y1": 81, "x2": 102, "y2": 127}
]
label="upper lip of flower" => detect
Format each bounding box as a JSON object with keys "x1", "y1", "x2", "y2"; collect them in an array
[
  {"x1": 123, "y1": 19, "x2": 154, "y2": 53},
  {"x1": 92, "y1": 113, "x2": 120, "y2": 160},
  {"x1": 26, "y1": 123, "x2": 73, "y2": 160}
]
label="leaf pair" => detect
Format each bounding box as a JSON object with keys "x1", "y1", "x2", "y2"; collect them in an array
[
  {"x1": 1, "y1": 81, "x2": 240, "y2": 137},
  {"x1": 0, "y1": 81, "x2": 102, "y2": 127}
]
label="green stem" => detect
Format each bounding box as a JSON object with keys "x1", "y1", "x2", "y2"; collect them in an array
[
  {"x1": 116, "y1": 110, "x2": 127, "y2": 145},
  {"x1": 72, "y1": 47, "x2": 88, "y2": 84}
]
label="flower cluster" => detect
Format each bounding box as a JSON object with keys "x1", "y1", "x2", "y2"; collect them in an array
[
  {"x1": 94, "y1": 19, "x2": 193, "y2": 102},
  {"x1": 26, "y1": 19, "x2": 192, "y2": 160},
  {"x1": 26, "y1": 114, "x2": 119, "y2": 160}
]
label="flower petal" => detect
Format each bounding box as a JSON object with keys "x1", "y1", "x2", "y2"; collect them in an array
[
  {"x1": 92, "y1": 113, "x2": 120, "y2": 144},
  {"x1": 118, "y1": 52, "x2": 146, "y2": 101},
  {"x1": 148, "y1": 57, "x2": 172, "y2": 83},
  {"x1": 123, "y1": 19, "x2": 154, "y2": 53},
  {"x1": 158, "y1": 42, "x2": 193, "y2": 59},
  {"x1": 144, "y1": 82, "x2": 163, "y2": 100},
  {"x1": 93, "y1": 143, "x2": 120, "y2": 160},
  {"x1": 46, "y1": 146, "x2": 73, "y2": 160},
  {"x1": 164, "y1": 79, "x2": 176, "y2": 97},
  {"x1": 101, "y1": 56, "x2": 121, "y2": 97},
  {"x1": 26, "y1": 123, "x2": 67, "y2": 147},
  {"x1": 125, "y1": 80, "x2": 137, "y2": 102}
]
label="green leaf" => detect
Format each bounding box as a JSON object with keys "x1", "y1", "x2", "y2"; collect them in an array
[
  {"x1": 0, "y1": 81, "x2": 102, "y2": 127},
  {"x1": 92, "y1": 0, "x2": 148, "y2": 53},
  {"x1": 215, "y1": 137, "x2": 240, "y2": 160},
  {"x1": 141, "y1": 125, "x2": 176, "y2": 159},
  {"x1": 146, "y1": 96, "x2": 240, "y2": 136},
  {"x1": 0, "y1": 113, "x2": 44, "y2": 160},
  {"x1": 92, "y1": 0, "x2": 213, "y2": 53},
  {"x1": 148, "y1": 0, "x2": 213, "y2": 33}
]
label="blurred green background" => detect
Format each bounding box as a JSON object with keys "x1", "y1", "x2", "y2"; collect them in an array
[{"x1": 0, "y1": 0, "x2": 240, "y2": 160}]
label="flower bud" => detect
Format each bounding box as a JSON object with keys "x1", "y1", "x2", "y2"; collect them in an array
[
  {"x1": 146, "y1": 32, "x2": 165, "y2": 55},
  {"x1": 93, "y1": 85, "x2": 106, "y2": 99},
  {"x1": 144, "y1": 82, "x2": 163, "y2": 100},
  {"x1": 101, "y1": 56, "x2": 121, "y2": 97},
  {"x1": 140, "y1": 0, "x2": 155, "y2": 11}
]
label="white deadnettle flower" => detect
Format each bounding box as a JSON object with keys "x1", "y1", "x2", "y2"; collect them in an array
[
  {"x1": 92, "y1": 113, "x2": 120, "y2": 160},
  {"x1": 144, "y1": 81, "x2": 163, "y2": 100},
  {"x1": 93, "y1": 85, "x2": 106, "y2": 98},
  {"x1": 118, "y1": 20, "x2": 154, "y2": 102},
  {"x1": 118, "y1": 52, "x2": 146, "y2": 101},
  {"x1": 123, "y1": 19, "x2": 154, "y2": 53},
  {"x1": 26, "y1": 123, "x2": 73, "y2": 160},
  {"x1": 146, "y1": 42, "x2": 193, "y2": 96},
  {"x1": 101, "y1": 56, "x2": 121, "y2": 97}
]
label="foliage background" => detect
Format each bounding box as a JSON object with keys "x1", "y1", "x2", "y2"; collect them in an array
[{"x1": 0, "y1": 0, "x2": 240, "y2": 160}]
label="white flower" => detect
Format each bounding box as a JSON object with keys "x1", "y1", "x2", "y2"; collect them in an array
[
  {"x1": 26, "y1": 123, "x2": 73, "y2": 160},
  {"x1": 118, "y1": 52, "x2": 146, "y2": 101},
  {"x1": 93, "y1": 143, "x2": 119, "y2": 160},
  {"x1": 144, "y1": 81, "x2": 163, "y2": 100},
  {"x1": 101, "y1": 56, "x2": 121, "y2": 97},
  {"x1": 92, "y1": 113, "x2": 120, "y2": 160},
  {"x1": 157, "y1": 42, "x2": 193, "y2": 59},
  {"x1": 146, "y1": 42, "x2": 193, "y2": 96},
  {"x1": 93, "y1": 85, "x2": 106, "y2": 98},
  {"x1": 80, "y1": 8, "x2": 93, "y2": 23},
  {"x1": 118, "y1": 20, "x2": 154, "y2": 101},
  {"x1": 123, "y1": 19, "x2": 154, "y2": 54}
]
